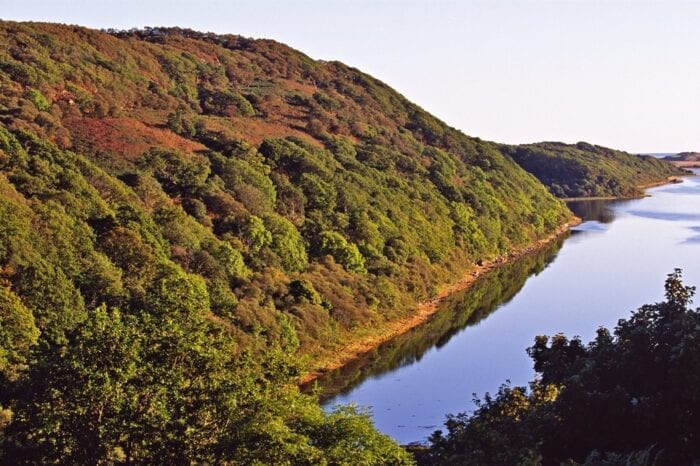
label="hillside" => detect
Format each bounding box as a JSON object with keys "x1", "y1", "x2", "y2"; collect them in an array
[
  {"x1": 0, "y1": 21, "x2": 574, "y2": 361},
  {"x1": 503, "y1": 142, "x2": 686, "y2": 198},
  {"x1": 0, "y1": 21, "x2": 577, "y2": 461}
]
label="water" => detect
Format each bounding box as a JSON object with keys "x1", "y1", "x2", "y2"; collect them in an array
[{"x1": 320, "y1": 170, "x2": 700, "y2": 445}]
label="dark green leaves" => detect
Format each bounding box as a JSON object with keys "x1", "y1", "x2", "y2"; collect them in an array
[{"x1": 422, "y1": 271, "x2": 700, "y2": 465}]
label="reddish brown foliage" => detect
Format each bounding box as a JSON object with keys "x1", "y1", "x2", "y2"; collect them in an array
[{"x1": 64, "y1": 117, "x2": 206, "y2": 160}]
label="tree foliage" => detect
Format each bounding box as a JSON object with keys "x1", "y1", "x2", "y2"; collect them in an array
[
  {"x1": 420, "y1": 270, "x2": 700, "y2": 465},
  {"x1": 0, "y1": 21, "x2": 578, "y2": 363}
]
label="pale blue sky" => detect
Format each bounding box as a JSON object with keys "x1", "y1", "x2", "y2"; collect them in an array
[{"x1": 2, "y1": 0, "x2": 700, "y2": 153}]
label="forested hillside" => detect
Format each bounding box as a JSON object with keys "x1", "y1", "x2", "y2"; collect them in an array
[
  {"x1": 0, "y1": 21, "x2": 573, "y2": 363},
  {"x1": 0, "y1": 21, "x2": 574, "y2": 461},
  {"x1": 504, "y1": 142, "x2": 685, "y2": 198}
]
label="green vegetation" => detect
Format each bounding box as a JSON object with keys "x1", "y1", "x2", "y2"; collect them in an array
[
  {"x1": 416, "y1": 270, "x2": 700, "y2": 465},
  {"x1": 0, "y1": 21, "x2": 576, "y2": 462},
  {"x1": 0, "y1": 21, "x2": 571, "y2": 364},
  {"x1": 503, "y1": 142, "x2": 686, "y2": 198}
]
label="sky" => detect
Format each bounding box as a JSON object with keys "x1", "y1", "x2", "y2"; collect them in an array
[{"x1": 2, "y1": 0, "x2": 700, "y2": 153}]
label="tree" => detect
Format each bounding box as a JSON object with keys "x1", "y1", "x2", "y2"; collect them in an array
[
  {"x1": 264, "y1": 214, "x2": 308, "y2": 272},
  {"x1": 316, "y1": 231, "x2": 366, "y2": 274},
  {"x1": 421, "y1": 270, "x2": 700, "y2": 465},
  {"x1": 1, "y1": 269, "x2": 413, "y2": 464},
  {"x1": 0, "y1": 286, "x2": 39, "y2": 382},
  {"x1": 242, "y1": 215, "x2": 272, "y2": 252}
]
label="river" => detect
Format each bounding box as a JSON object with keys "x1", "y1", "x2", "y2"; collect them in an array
[{"x1": 320, "y1": 170, "x2": 700, "y2": 445}]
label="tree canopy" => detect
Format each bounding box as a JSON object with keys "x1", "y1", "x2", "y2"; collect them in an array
[{"x1": 0, "y1": 20, "x2": 573, "y2": 375}]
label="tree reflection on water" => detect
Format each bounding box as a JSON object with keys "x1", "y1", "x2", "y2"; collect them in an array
[{"x1": 310, "y1": 237, "x2": 566, "y2": 402}]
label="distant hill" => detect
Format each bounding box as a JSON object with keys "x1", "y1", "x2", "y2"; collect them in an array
[
  {"x1": 503, "y1": 142, "x2": 686, "y2": 198},
  {"x1": 638, "y1": 152, "x2": 677, "y2": 159},
  {"x1": 663, "y1": 152, "x2": 700, "y2": 168}
]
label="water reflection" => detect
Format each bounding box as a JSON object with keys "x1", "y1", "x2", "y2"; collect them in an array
[
  {"x1": 570, "y1": 221, "x2": 607, "y2": 233},
  {"x1": 320, "y1": 171, "x2": 700, "y2": 444},
  {"x1": 567, "y1": 199, "x2": 618, "y2": 223},
  {"x1": 685, "y1": 226, "x2": 700, "y2": 244},
  {"x1": 311, "y1": 237, "x2": 566, "y2": 402}
]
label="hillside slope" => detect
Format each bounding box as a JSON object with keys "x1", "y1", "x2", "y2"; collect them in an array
[
  {"x1": 504, "y1": 142, "x2": 685, "y2": 198},
  {"x1": 0, "y1": 21, "x2": 572, "y2": 363}
]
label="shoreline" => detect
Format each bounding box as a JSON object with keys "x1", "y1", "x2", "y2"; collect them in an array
[
  {"x1": 299, "y1": 217, "x2": 581, "y2": 386},
  {"x1": 638, "y1": 175, "x2": 686, "y2": 190},
  {"x1": 562, "y1": 195, "x2": 620, "y2": 202},
  {"x1": 670, "y1": 161, "x2": 700, "y2": 169}
]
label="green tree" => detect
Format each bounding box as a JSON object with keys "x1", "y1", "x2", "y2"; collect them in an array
[
  {"x1": 264, "y1": 213, "x2": 308, "y2": 272},
  {"x1": 316, "y1": 231, "x2": 366, "y2": 274},
  {"x1": 421, "y1": 270, "x2": 700, "y2": 465},
  {"x1": 0, "y1": 286, "x2": 39, "y2": 382},
  {"x1": 139, "y1": 149, "x2": 211, "y2": 196},
  {"x1": 242, "y1": 215, "x2": 273, "y2": 252},
  {"x1": 1, "y1": 275, "x2": 413, "y2": 464},
  {"x1": 25, "y1": 89, "x2": 51, "y2": 111}
]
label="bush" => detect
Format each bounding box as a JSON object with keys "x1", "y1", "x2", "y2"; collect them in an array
[
  {"x1": 25, "y1": 89, "x2": 50, "y2": 111},
  {"x1": 316, "y1": 231, "x2": 366, "y2": 274}
]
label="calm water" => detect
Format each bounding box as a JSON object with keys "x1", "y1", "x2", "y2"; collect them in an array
[{"x1": 321, "y1": 170, "x2": 700, "y2": 445}]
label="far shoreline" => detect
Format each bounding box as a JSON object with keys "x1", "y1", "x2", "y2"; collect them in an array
[{"x1": 561, "y1": 174, "x2": 691, "y2": 202}]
